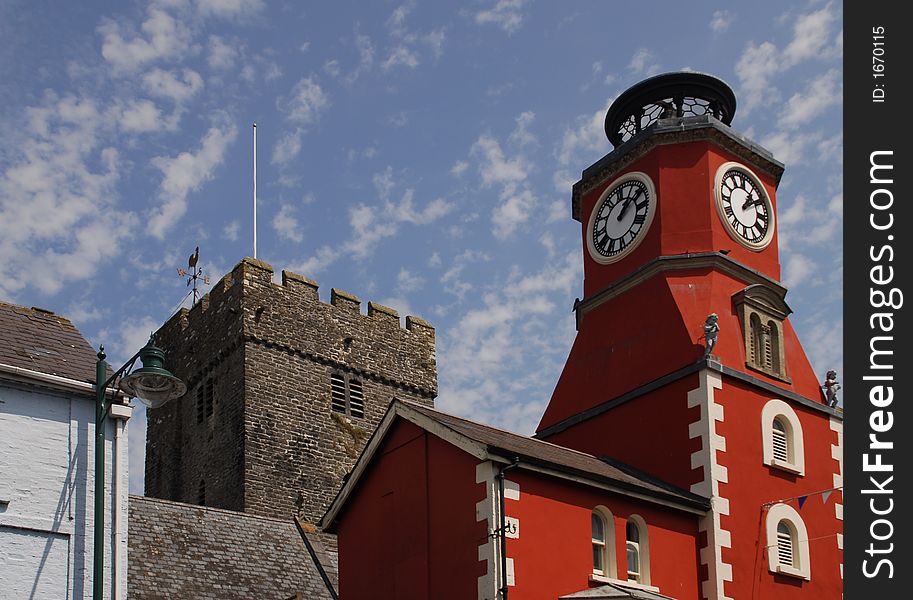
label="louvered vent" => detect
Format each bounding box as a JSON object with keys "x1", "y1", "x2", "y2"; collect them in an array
[
  {"x1": 772, "y1": 420, "x2": 789, "y2": 462},
  {"x1": 196, "y1": 385, "x2": 205, "y2": 424},
  {"x1": 349, "y1": 379, "x2": 365, "y2": 418},
  {"x1": 777, "y1": 523, "x2": 794, "y2": 567},
  {"x1": 205, "y1": 378, "x2": 214, "y2": 418},
  {"x1": 331, "y1": 373, "x2": 347, "y2": 413}
]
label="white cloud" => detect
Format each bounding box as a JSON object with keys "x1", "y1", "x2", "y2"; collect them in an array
[
  {"x1": 343, "y1": 204, "x2": 399, "y2": 258},
  {"x1": 780, "y1": 69, "x2": 842, "y2": 128},
  {"x1": 627, "y1": 48, "x2": 661, "y2": 75},
  {"x1": 424, "y1": 29, "x2": 446, "y2": 59},
  {"x1": 390, "y1": 190, "x2": 455, "y2": 225},
  {"x1": 781, "y1": 3, "x2": 840, "y2": 66},
  {"x1": 279, "y1": 77, "x2": 329, "y2": 124},
  {"x1": 471, "y1": 135, "x2": 527, "y2": 186},
  {"x1": 436, "y1": 252, "x2": 580, "y2": 432},
  {"x1": 207, "y1": 35, "x2": 237, "y2": 69},
  {"x1": 223, "y1": 220, "x2": 240, "y2": 241},
  {"x1": 98, "y1": 7, "x2": 192, "y2": 73},
  {"x1": 196, "y1": 0, "x2": 264, "y2": 18},
  {"x1": 148, "y1": 121, "x2": 238, "y2": 239},
  {"x1": 492, "y1": 187, "x2": 535, "y2": 239},
  {"x1": 710, "y1": 9, "x2": 733, "y2": 33},
  {"x1": 323, "y1": 59, "x2": 341, "y2": 78},
  {"x1": 382, "y1": 46, "x2": 419, "y2": 70},
  {"x1": 783, "y1": 254, "x2": 816, "y2": 288},
  {"x1": 451, "y1": 160, "x2": 469, "y2": 177},
  {"x1": 373, "y1": 166, "x2": 395, "y2": 200},
  {"x1": 396, "y1": 267, "x2": 424, "y2": 294},
  {"x1": 760, "y1": 130, "x2": 819, "y2": 166},
  {"x1": 817, "y1": 132, "x2": 843, "y2": 165},
  {"x1": 556, "y1": 99, "x2": 613, "y2": 166},
  {"x1": 734, "y1": 3, "x2": 840, "y2": 115},
  {"x1": 142, "y1": 68, "x2": 204, "y2": 104},
  {"x1": 272, "y1": 129, "x2": 303, "y2": 166},
  {"x1": 508, "y1": 111, "x2": 536, "y2": 147},
  {"x1": 475, "y1": 0, "x2": 528, "y2": 34},
  {"x1": 273, "y1": 204, "x2": 303, "y2": 242},
  {"x1": 117, "y1": 99, "x2": 178, "y2": 133},
  {"x1": 0, "y1": 93, "x2": 136, "y2": 298},
  {"x1": 291, "y1": 245, "x2": 339, "y2": 276},
  {"x1": 386, "y1": 3, "x2": 413, "y2": 37}
]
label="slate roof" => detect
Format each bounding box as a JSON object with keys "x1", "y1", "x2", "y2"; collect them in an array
[
  {"x1": 404, "y1": 401, "x2": 710, "y2": 511},
  {"x1": 0, "y1": 301, "x2": 99, "y2": 383},
  {"x1": 559, "y1": 582, "x2": 677, "y2": 599},
  {"x1": 129, "y1": 495, "x2": 336, "y2": 600}
]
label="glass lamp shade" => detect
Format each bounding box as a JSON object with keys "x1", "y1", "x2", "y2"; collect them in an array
[
  {"x1": 120, "y1": 371, "x2": 187, "y2": 408},
  {"x1": 118, "y1": 337, "x2": 186, "y2": 408}
]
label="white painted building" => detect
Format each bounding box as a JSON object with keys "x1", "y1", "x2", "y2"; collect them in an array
[{"x1": 0, "y1": 302, "x2": 132, "y2": 599}]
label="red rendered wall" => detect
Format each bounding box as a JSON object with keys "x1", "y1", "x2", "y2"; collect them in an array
[
  {"x1": 714, "y1": 379, "x2": 843, "y2": 599},
  {"x1": 504, "y1": 469, "x2": 701, "y2": 600},
  {"x1": 542, "y1": 375, "x2": 703, "y2": 492},
  {"x1": 334, "y1": 420, "x2": 487, "y2": 600}
]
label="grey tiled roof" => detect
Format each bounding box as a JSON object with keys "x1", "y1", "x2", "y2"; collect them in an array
[
  {"x1": 560, "y1": 582, "x2": 677, "y2": 599},
  {"x1": 404, "y1": 401, "x2": 709, "y2": 511},
  {"x1": 129, "y1": 495, "x2": 336, "y2": 600},
  {"x1": 0, "y1": 301, "x2": 99, "y2": 383}
]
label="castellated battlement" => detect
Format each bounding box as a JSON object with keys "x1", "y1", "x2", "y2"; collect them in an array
[
  {"x1": 156, "y1": 257, "x2": 437, "y2": 396},
  {"x1": 147, "y1": 256, "x2": 437, "y2": 522}
]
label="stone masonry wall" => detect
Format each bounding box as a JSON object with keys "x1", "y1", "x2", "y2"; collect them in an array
[
  {"x1": 146, "y1": 257, "x2": 437, "y2": 523},
  {"x1": 237, "y1": 259, "x2": 436, "y2": 521},
  {"x1": 146, "y1": 268, "x2": 247, "y2": 511}
]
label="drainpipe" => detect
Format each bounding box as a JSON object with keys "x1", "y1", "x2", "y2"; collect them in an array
[
  {"x1": 108, "y1": 402, "x2": 132, "y2": 600},
  {"x1": 497, "y1": 457, "x2": 520, "y2": 600}
]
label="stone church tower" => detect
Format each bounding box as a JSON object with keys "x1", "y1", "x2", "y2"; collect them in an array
[{"x1": 144, "y1": 257, "x2": 437, "y2": 522}]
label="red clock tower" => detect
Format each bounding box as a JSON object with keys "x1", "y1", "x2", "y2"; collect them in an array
[{"x1": 536, "y1": 73, "x2": 843, "y2": 599}]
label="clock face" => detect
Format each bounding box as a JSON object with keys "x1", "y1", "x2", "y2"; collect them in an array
[
  {"x1": 587, "y1": 172, "x2": 656, "y2": 264},
  {"x1": 714, "y1": 163, "x2": 775, "y2": 250}
]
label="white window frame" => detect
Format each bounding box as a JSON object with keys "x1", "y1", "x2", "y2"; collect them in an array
[
  {"x1": 766, "y1": 504, "x2": 811, "y2": 580},
  {"x1": 592, "y1": 506, "x2": 617, "y2": 579},
  {"x1": 761, "y1": 400, "x2": 805, "y2": 476},
  {"x1": 625, "y1": 515, "x2": 650, "y2": 585}
]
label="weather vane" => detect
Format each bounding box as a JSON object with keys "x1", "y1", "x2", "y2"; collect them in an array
[{"x1": 176, "y1": 246, "x2": 210, "y2": 304}]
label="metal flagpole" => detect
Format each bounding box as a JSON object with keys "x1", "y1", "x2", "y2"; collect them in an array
[{"x1": 253, "y1": 122, "x2": 257, "y2": 259}]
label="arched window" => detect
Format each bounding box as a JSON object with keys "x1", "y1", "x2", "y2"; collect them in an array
[
  {"x1": 592, "y1": 507, "x2": 617, "y2": 578},
  {"x1": 625, "y1": 516, "x2": 650, "y2": 584},
  {"x1": 766, "y1": 504, "x2": 810, "y2": 579},
  {"x1": 761, "y1": 400, "x2": 805, "y2": 475}
]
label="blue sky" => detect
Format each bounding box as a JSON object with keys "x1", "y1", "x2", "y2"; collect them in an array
[{"x1": 0, "y1": 0, "x2": 843, "y2": 493}]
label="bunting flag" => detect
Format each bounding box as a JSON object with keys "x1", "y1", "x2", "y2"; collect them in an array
[
  {"x1": 821, "y1": 490, "x2": 832, "y2": 504},
  {"x1": 797, "y1": 495, "x2": 808, "y2": 509}
]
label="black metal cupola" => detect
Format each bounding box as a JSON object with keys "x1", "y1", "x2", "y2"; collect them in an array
[{"x1": 604, "y1": 72, "x2": 737, "y2": 147}]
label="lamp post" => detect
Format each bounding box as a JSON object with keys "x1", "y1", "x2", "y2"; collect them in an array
[{"x1": 93, "y1": 336, "x2": 185, "y2": 600}]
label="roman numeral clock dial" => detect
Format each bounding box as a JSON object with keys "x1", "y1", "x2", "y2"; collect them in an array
[
  {"x1": 587, "y1": 172, "x2": 657, "y2": 264},
  {"x1": 714, "y1": 162, "x2": 775, "y2": 250}
]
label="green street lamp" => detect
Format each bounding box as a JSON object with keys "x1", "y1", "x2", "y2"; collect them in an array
[{"x1": 93, "y1": 336, "x2": 185, "y2": 600}]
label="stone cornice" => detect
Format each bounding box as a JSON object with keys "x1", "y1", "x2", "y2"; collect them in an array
[
  {"x1": 572, "y1": 116, "x2": 785, "y2": 222},
  {"x1": 576, "y1": 252, "x2": 787, "y2": 328}
]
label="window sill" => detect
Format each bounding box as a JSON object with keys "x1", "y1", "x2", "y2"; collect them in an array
[
  {"x1": 767, "y1": 458, "x2": 805, "y2": 476},
  {"x1": 772, "y1": 563, "x2": 810, "y2": 581},
  {"x1": 589, "y1": 574, "x2": 660, "y2": 593}
]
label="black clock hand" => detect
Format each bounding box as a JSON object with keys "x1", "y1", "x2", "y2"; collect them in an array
[
  {"x1": 617, "y1": 189, "x2": 643, "y2": 221},
  {"x1": 741, "y1": 196, "x2": 762, "y2": 210}
]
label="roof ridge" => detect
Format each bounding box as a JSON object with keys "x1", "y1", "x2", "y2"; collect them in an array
[
  {"x1": 129, "y1": 494, "x2": 313, "y2": 526},
  {"x1": 402, "y1": 399, "x2": 608, "y2": 462}
]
